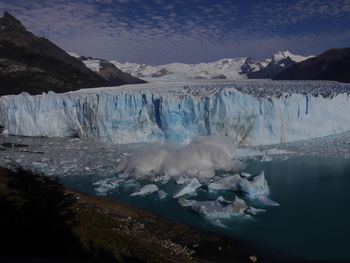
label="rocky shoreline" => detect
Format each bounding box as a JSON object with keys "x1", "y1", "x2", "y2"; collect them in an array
[{"x1": 0, "y1": 167, "x2": 267, "y2": 263}]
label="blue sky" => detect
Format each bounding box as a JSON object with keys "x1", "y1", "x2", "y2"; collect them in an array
[{"x1": 1, "y1": 0, "x2": 350, "y2": 64}]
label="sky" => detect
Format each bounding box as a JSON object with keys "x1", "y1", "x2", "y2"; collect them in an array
[{"x1": 0, "y1": 0, "x2": 350, "y2": 65}]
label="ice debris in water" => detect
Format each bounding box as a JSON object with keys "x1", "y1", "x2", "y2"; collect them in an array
[
  {"x1": 173, "y1": 178, "x2": 202, "y2": 198},
  {"x1": 257, "y1": 196, "x2": 280, "y2": 206},
  {"x1": 178, "y1": 198, "x2": 197, "y2": 208},
  {"x1": 238, "y1": 171, "x2": 269, "y2": 198},
  {"x1": 157, "y1": 190, "x2": 167, "y2": 200},
  {"x1": 247, "y1": 207, "x2": 267, "y2": 215},
  {"x1": 130, "y1": 184, "x2": 159, "y2": 197},
  {"x1": 191, "y1": 196, "x2": 248, "y2": 219},
  {"x1": 207, "y1": 174, "x2": 241, "y2": 192},
  {"x1": 93, "y1": 178, "x2": 124, "y2": 195}
]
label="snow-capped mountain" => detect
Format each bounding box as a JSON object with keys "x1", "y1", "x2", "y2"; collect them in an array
[
  {"x1": 272, "y1": 50, "x2": 313, "y2": 64},
  {"x1": 247, "y1": 51, "x2": 313, "y2": 79},
  {"x1": 111, "y1": 50, "x2": 311, "y2": 81},
  {"x1": 70, "y1": 50, "x2": 313, "y2": 82},
  {"x1": 111, "y1": 57, "x2": 265, "y2": 81},
  {"x1": 68, "y1": 53, "x2": 146, "y2": 85}
]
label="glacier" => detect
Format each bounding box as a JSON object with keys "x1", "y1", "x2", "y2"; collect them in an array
[{"x1": 0, "y1": 80, "x2": 350, "y2": 146}]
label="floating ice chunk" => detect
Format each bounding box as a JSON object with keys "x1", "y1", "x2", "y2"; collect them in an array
[
  {"x1": 121, "y1": 179, "x2": 140, "y2": 191},
  {"x1": 257, "y1": 196, "x2": 280, "y2": 206},
  {"x1": 153, "y1": 174, "x2": 170, "y2": 184},
  {"x1": 130, "y1": 184, "x2": 159, "y2": 197},
  {"x1": 233, "y1": 196, "x2": 248, "y2": 214},
  {"x1": 191, "y1": 196, "x2": 247, "y2": 219},
  {"x1": 175, "y1": 176, "x2": 191, "y2": 185},
  {"x1": 173, "y1": 178, "x2": 202, "y2": 198},
  {"x1": 192, "y1": 200, "x2": 232, "y2": 219},
  {"x1": 157, "y1": 190, "x2": 167, "y2": 200},
  {"x1": 178, "y1": 198, "x2": 197, "y2": 207},
  {"x1": 260, "y1": 155, "x2": 273, "y2": 162},
  {"x1": 118, "y1": 173, "x2": 129, "y2": 179},
  {"x1": 93, "y1": 178, "x2": 123, "y2": 195},
  {"x1": 191, "y1": 196, "x2": 248, "y2": 219},
  {"x1": 241, "y1": 172, "x2": 251, "y2": 178},
  {"x1": 238, "y1": 171, "x2": 269, "y2": 197},
  {"x1": 207, "y1": 174, "x2": 241, "y2": 192},
  {"x1": 247, "y1": 207, "x2": 266, "y2": 215},
  {"x1": 216, "y1": 196, "x2": 232, "y2": 204}
]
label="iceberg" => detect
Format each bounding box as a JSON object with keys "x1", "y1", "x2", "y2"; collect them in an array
[
  {"x1": 1, "y1": 81, "x2": 350, "y2": 146},
  {"x1": 238, "y1": 171, "x2": 269, "y2": 198},
  {"x1": 247, "y1": 207, "x2": 266, "y2": 215},
  {"x1": 207, "y1": 174, "x2": 241, "y2": 192},
  {"x1": 173, "y1": 178, "x2": 202, "y2": 198},
  {"x1": 191, "y1": 196, "x2": 248, "y2": 219},
  {"x1": 130, "y1": 184, "x2": 159, "y2": 197},
  {"x1": 157, "y1": 190, "x2": 167, "y2": 200},
  {"x1": 93, "y1": 177, "x2": 124, "y2": 195},
  {"x1": 177, "y1": 198, "x2": 197, "y2": 208},
  {"x1": 257, "y1": 196, "x2": 280, "y2": 206}
]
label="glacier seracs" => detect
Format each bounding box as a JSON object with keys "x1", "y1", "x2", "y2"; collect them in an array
[{"x1": 1, "y1": 80, "x2": 350, "y2": 146}]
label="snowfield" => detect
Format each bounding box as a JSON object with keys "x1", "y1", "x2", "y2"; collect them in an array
[
  {"x1": 0, "y1": 80, "x2": 350, "y2": 145},
  {"x1": 83, "y1": 50, "x2": 312, "y2": 81}
]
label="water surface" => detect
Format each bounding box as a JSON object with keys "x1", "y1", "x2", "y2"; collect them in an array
[{"x1": 62, "y1": 156, "x2": 350, "y2": 262}]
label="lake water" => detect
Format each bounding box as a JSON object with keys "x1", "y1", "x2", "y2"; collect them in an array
[{"x1": 62, "y1": 156, "x2": 350, "y2": 262}]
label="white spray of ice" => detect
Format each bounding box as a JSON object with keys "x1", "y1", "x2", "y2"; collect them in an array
[{"x1": 119, "y1": 136, "x2": 244, "y2": 180}]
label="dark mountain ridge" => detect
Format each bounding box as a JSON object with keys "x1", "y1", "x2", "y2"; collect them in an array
[
  {"x1": 0, "y1": 12, "x2": 145, "y2": 96},
  {"x1": 274, "y1": 48, "x2": 350, "y2": 83}
]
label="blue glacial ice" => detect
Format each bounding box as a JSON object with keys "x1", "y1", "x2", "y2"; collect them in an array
[{"x1": 1, "y1": 80, "x2": 350, "y2": 146}]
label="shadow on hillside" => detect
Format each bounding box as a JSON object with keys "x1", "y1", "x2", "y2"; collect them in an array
[{"x1": 0, "y1": 169, "x2": 116, "y2": 263}]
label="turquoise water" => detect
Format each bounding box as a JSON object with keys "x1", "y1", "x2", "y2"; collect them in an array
[{"x1": 62, "y1": 156, "x2": 350, "y2": 262}]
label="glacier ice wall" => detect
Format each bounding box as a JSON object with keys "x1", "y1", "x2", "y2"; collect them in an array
[{"x1": 0, "y1": 81, "x2": 350, "y2": 145}]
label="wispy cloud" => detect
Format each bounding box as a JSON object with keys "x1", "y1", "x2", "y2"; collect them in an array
[{"x1": 0, "y1": 0, "x2": 349, "y2": 64}]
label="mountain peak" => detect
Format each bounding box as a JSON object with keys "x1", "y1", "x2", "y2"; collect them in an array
[
  {"x1": 272, "y1": 50, "x2": 313, "y2": 64},
  {"x1": 272, "y1": 50, "x2": 293, "y2": 63},
  {"x1": 0, "y1": 12, "x2": 26, "y2": 31}
]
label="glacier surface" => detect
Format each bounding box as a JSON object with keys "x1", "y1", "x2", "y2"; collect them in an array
[{"x1": 1, "y1": 80, "x2": 350, "y2": 146}]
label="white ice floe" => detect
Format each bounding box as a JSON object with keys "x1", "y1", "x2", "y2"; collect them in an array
[
  {"x1": 207, "y1": 174, "x2": 241, "y2": 192},
  {"x1": 157, "y1": 190, "x2": 167, "y2": 200},
  {"x1": 191, "y1": 196, "x2": 248, "y2": 219},
  {"x1": 173, "y1": 178, "x2": 202, "y2": 198},
  {"x1": 93, "y1": 178, "x2": 124, "y2": 195},
  {"x1": 260, "y1": 155, "x2": 273, "y2": 162},
  {"x1": 232, "y1": 196, "x2": 248, "y2": 214},
  {"x1": 247, "y1": 207, "x2": 267, "y2": 215},
  {"x1": 238, "y1": 171, "x2": 269, "y2": 198},
  {"x1": 178, "y1": 198, "x2": 197, "y2": 208},
  {"x1": 257, "y1": 196, "x2": 280, "y2": 206},
  {"x1": 130, "y1": 184, "x2": 159, "y2": 197}
]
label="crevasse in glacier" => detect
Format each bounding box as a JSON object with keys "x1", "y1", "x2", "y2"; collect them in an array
[{"x1": 0, "y1": 80, "x2": 350, "y2": 145}]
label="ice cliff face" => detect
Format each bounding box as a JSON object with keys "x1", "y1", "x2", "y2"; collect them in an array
[{"x1": 1, "y1": 80, "x2": 350, "y2": 145}]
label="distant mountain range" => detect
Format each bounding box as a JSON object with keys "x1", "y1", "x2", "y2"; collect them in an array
[
  {"x1": 0, "y1": 12, "x2": 145, "y2": 96},
  {"x1": 113, "y1": 50, "x2": 313, "y2": 81},
  {"x1": 75, "y1": 50, "x2": 313, "y2": 82}
]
